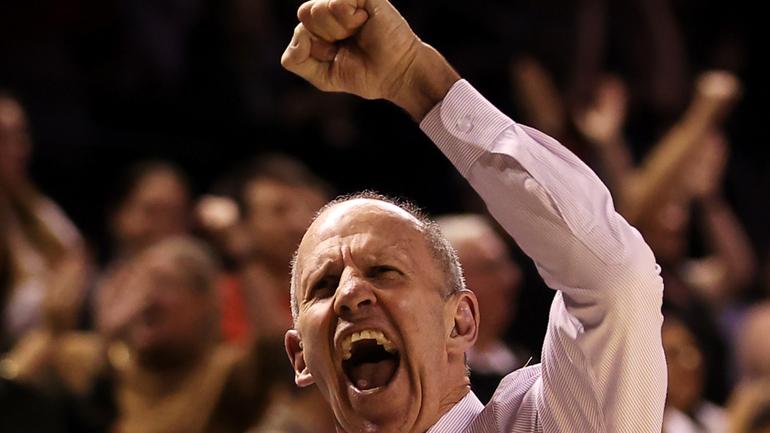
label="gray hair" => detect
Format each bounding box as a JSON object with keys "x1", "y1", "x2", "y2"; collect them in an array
[{"x1": 289, "y1": 191, "x2": 465, "y2": 324}]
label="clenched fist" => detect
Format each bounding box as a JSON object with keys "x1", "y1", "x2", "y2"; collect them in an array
[{"x1": 281, "y1": 0, "x2": 460, "y2": 120}]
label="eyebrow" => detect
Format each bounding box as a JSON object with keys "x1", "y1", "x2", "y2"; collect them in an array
[
  {"x1": 299, "y1": 234, "x2": 420, "y2": 287},
  {"x1": 301, "y1": 257, "x2": 337, "y2": 295},
  {"x1": 360, "y1": 244, "x2": 417, "y2": 275}
]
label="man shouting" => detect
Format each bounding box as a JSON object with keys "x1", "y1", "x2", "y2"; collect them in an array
[{"x1": 280, "y1": 0, "x2": 666, "y2": 432}]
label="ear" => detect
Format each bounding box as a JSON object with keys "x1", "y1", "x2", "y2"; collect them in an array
[
  {"x1": 285, "y1": 329, "x2": 315, "y2": 387},
  {"x1": 445, "y1": 290, "x2": 479, "y2": 355}
]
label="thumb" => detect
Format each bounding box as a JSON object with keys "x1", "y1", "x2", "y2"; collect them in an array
[{"x1": 281, "y1": 24, "x2": 334, "y2": 91}]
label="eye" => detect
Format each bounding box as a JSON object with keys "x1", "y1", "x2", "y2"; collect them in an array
[
  {"x1": 367, "y1": 265, "x2": 402, "y2": 280},
  {"x1": 309, "y1": 275, "x2": 339, "y2": 299}
]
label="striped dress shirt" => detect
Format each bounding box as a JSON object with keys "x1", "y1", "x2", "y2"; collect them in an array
[{"x1": 421, "y1": 80, "x2": 667, "y2": 433}]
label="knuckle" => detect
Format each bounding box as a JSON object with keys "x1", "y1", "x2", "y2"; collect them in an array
[
  {"x1": 328, "y1": 0, "x2": 347, "y2": 14},
  {"x1": 309, "y1": 2, "x2": 323, "y2": 17},
  {"x1": 297, "y1": 2, "x2": 313, "y2": 21}
]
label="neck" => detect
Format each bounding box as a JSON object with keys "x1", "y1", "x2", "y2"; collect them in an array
[{"x1": 439, "y1": 381, "x2": 472, "y2": 414}]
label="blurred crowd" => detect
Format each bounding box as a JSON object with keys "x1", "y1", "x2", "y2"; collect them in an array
[{"x1": 1, "y1": 0, "x2": 768, "y2": 432}]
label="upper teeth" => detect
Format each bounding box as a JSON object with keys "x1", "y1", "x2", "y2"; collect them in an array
[{"x1": 341, "y1": 329, "x2": 397, "y2": 360}]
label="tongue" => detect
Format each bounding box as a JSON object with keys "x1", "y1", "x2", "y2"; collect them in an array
[{"x1": 350, "y1": 359, "x2": 397, "y2": 390}]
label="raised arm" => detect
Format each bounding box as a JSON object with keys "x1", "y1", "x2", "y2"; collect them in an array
[
  {"x1": 421, "y1": 79, "x2": 664, "y2": 433},
  {"x1": 620, "y1": 71, "x2": 741, "y2": 225},
  {"x1": 281, "y1": 1, "x2": 665, "y2": 431},
  {"x1": 680, "y1": 131, "x2": 757, "y2": 305}
]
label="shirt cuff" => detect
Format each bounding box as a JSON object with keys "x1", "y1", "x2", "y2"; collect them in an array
[{"x1": 419, "y1": 80, "x2": 515, "y2": 176}]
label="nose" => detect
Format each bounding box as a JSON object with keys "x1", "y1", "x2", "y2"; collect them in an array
[{"x1": 333, "y1": 270, "x2": 376, "y2": 318}]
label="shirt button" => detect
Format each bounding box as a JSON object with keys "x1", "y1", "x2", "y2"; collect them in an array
[{"x1": 456, "y1": 115, "x2": 473, "y2": 133}]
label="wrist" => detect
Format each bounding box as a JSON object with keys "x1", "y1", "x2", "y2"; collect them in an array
[{"x1": 389, "y1": 43, "x2": 460, "y2": 121}]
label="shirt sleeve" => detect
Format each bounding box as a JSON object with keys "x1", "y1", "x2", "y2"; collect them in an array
[{"x1": 420, "y1": 80, "x2": 666, "y2": 433}]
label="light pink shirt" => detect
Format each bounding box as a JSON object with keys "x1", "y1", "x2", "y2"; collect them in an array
[{"x1": 421, "y1": 80, "x2": 666, "y2": 433}]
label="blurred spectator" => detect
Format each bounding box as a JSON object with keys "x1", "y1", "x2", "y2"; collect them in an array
[
  {"x1": 573, "y1": 70, "x2": 757, "y2": 405},
  {"x1": 574, "y1": 71, "x2": 741, "y2": 220},
  {"x1": 198, "y1": 154, "x2": 331, "y2": 342},
  {"x1": 728, "y1": 378, "x2": 770, "y2": 433},
  {"x1": 637, "y1": 129, "x2": 756, "y2": 308},
  {"x1": 1, "y1": 236, "x2": 288, "y2": 433},
  {"x1": 197, "y1": 154, "x2": 336, "y2": 433},
  {"x1": 735, "y1": 302, "x2": 770, "y2": 383},
  {"x1": 0, "y1": 92, "x2": 90, "y2": 349},
  {"x1": 437, "y1": 214, "x2": 528, "y2": 404},
  {"x1": 108, "y1": 160, "x2": 191, "y2": 261},
  {"x1": 237, "y1": 155, "x2": 330, "y2": 290},
  {"x1": 663, "y1": 313, "x2": 728, "y2": 433},
  {"x1": 509, "y1": 0, "x2": 689, "y2": 161},
  {"x1": 570, "y1": 70, "x2": 755, "y2": 406},
  {"x1": 94, "y1": 160, "x2": 192, "y2": 330},
  {"x1": 510, "y1": 56, "x2": 577, "y2": 149}
]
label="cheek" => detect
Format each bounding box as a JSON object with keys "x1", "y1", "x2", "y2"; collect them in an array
[
  {"x1": 299, "y1": 306, "x2": 336, "y2": 371},
  {"x1": 395, "y1": 298, "x2": 448, "y2": 359}
]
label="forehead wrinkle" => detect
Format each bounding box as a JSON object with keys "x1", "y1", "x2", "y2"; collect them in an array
[
  {"x1": 298, "y1": 239, "x2": 341, "y2": 286},
  {"x1": 300, "y1": 256, "x2": 333, "y2": 284},
  {"x1": 294, "y1": 199, "x2": 437, "y2": 299},
  {"x1": 302, "y1": 201, "x2": 426, "y2": 258},
  {"x1": 302, "y1": 231, "x2": 417, "y2": 279}
]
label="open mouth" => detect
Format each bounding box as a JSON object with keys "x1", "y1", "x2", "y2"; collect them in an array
[{"x1": 341, "y1": 330, "x2": 400, "y2": 391}]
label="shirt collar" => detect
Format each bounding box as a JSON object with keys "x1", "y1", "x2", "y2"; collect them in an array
[{"x1": 426, "y1": 391, "x2": 484, "y2": 433}]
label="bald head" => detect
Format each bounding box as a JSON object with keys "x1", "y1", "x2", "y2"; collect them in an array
[
  {"x1": 289, "y1": 192, "x2": 465, "y2": 323},
  {"x1": 313, "y1": 198, "x2": 423, "y2": 235}
]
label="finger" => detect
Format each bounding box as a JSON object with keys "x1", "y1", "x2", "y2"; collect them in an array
[
  {"x1": 284, "y1": 23, "x2": 337, "y2": 65},
  {"x1": 297, "y1": 0, "x2": 352, "y2": 42},
  {"x1": 307, "y1": 30, "x2": 338, "y2": 62},
  {"x1": 328, "y1": 0, "x2": 369, "y2": 33},
  {"x1": 281, "y1": 24, "x2": 333, "y2": 91}
]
